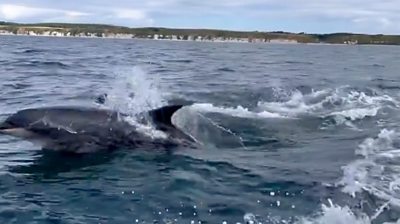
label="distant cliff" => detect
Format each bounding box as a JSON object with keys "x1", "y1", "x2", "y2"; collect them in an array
[{"x1": 1, "y1": 21, "x2": 400, "y2": 45}]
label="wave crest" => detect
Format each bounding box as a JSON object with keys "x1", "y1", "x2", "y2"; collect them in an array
[
  {"x1": 190, "y1": 103, "x2": 285, "y2": 119},
  {"x1": 257, "y1": 86, "x2": 398, "y2": 127},
  {"x1": 298, "y1": 200, "x2": 371, "y2": 224},
  {"x1": 338, "y1": 129, "x2": 400, "y2": 206}
]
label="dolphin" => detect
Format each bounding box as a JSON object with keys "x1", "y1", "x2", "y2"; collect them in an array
[{"x1": 0, "y1": 105, "x2": 194, "y2": 153}]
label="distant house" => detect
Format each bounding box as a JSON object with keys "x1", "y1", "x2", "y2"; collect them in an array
[
  {"x1": 51, "y1": 31, "x2": 64, "y2": 37},
  {"x1": 344, "y1": 40, "x2": 358, "y2": 45},
  {"x1": 269, "y1": 39, "x2": 298, "y2": 44}
]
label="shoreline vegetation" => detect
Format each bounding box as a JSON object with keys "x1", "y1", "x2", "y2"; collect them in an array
[{"x1": 1, "y1": 21, "x2": 400, "y2": 45}]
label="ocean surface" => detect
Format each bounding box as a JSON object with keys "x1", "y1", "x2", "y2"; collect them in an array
[{"x1": 1, "y1": 36, "x2": 400, "y2": 224}]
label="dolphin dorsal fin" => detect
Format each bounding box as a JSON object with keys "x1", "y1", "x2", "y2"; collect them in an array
[{"x1": 148, "y1": 105, "x2": 184, "y2": 127}]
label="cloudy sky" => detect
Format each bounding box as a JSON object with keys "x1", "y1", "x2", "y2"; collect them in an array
[{"x1": 0, "y1": 0, "x2": 399, "y2": 34}]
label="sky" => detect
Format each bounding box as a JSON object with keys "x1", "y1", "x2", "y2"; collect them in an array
[{"x1": 0, "y1": 0, "x2": 399, "y2": 34}]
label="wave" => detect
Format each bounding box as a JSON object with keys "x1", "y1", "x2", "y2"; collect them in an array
[
  {"x1": 243, "y1": 199, "x2": 395, "y2": 224},
  {"x1": 371, "y1": 63, "x2": 385, "y2": 68},
  {"x1": 3, "y1": 83, "x2": 31, "y2": 90},
  {"x1": 190, "y1": 103, "x2": 285, "y2": 119},
  {"x1": 18, "y1": 60, "x2": 69, "y2": 68},
  {"x1": 164, "y1": 59, "x2": 193, "y2": 63},
  {"x1": 296, "y1": 200, "x2": 378, "y2": 224},
  {"x1": 23, "y1": 49, "x2": 45, "y2": 54},
  {"x1": 257, "y1": 86, "x2": 398, "y2": 127},
  {"x1": 284, "y1": 60, "x2": 314, "y2": 65},
  {"x1": 257, "y1": 89, "x2": 328, "y2": 116},
  {"x1": 328, "y1": 107, "x2": 379, "y2": 121},
  {"x1": 338, "y1": 129, "x2": 400, "y2": 207},
  {"x1": 297, "y1": 200, "x2": 370, "y2": 224},
  {"x1": 216, "y1": 67, "x2": 236, "y2": 72},
  {"x1": 259, "y1": 87, "x2": 397, "y2": 116},
  {"x1": 325, "y1": 107, "x2": 380, "y2": 127},
  {"x1": 13, "y1": 49, "x2": 45, "y2": 54}
]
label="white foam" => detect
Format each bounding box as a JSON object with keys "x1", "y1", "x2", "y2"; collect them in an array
[
  {"x1": 329, "y1": 107, "x2": 379, "y2": 121},
  {"x1": 296, "y1": 199, "x2": 400, "y2": 224},
  {"x1": 123, "y1": 116, "x2": 168, "y2": 139},
  {"x1": 338, "y1": 129, "x2": 400, "y2": 206},
  {"x1": 327, "y1": 107, "x2": 380, "y2": 128},
  {"x1": 298, "y1": 200, "x2": 371, "y2": 224},
  {"x1": 243, "y1": 213, "x2": 258, "y2": 224},
  {"x1": 258, "y1": 90, "x2": 324, "y2": 115},
  {"x1": 241, "y1": 200, "x2": 392, "y2": 224},
  {"x1": 190, "y1": 103, "x2": 285, "y2": 119},
  {"x1": 257, "y1": 87, "x2": 397, "y2": 123},
  {"x1": 239, "y1": 199, "x2": 399, "y2": 224}
]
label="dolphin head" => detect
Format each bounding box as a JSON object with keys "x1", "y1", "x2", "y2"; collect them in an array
[
  {"x1": 0, "y1": 109, "x2": 47, "y2": 138},
  {"x1": 1, "y1": 109, "x2": 37, "y2": 129},
  {"x1": 0, "y1": 119, "x2": 35, "y2": 138},
  {"x1": 0, "y1": 119, "x2": 13, "y2": 130},
  {"x1": 0, "y1": 113, "x2": 22, "y2": 132}
]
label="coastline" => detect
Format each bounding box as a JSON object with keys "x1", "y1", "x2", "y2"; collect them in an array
[
  {"x1": 2, "y1": 33, "x2": 393, "y2": 47},
  {"x1": 0, "y1": 33, "x2": 368, "y2": 46},
  {"x1": 0, "y1": 32, "x2": 303, "y2": 45},
  {"x1": 1, "y1": 22, "x2": 399, "y2": 45}
]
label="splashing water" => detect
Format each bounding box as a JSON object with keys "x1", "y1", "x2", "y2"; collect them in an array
[
  {"x1": 328, "y1": 107, "x2": 380, "y2": 122},
  {"x1": 104, "y1": 66, "x2": 166, "y2": 116},
  {"x1": 258, "y1": 87, "x2": 397, "y2": 118},
  {"x1": 296, "y1": 199, "x2": 400, "y2": 224},
  {"x1": 180, "y1": 86, "x2": 398, "y2": 131},
  {"x1": 191, "y1": 103, "x2": 285, "y2": 119},
  {"x1": 257, "y1": 86, "x2": 399, "y2": 128},
  {"x1": 298, "y1": 199, "x2": 371, "y2": 224},
  {"x1": 338, "y1": 129, "x2": 400, "y2": 207},
  {"x1": 240, "y1": 200, "x2": 393, "y2": 224},
  {"x1": 102, "y1": 67, "x2": 168, "y2": 139}
]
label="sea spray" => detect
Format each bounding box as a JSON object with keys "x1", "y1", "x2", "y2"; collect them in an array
[
  {"x1": 298, "y1": 199, "x2": 371, "y2": 224},
  {"x1": 102, "y1": 66, "x2": 168, "y2": 139},
  {"x1": 338, "y1": 129, "x2": 400, "y2": 206},
  {"x1": 104, "y1": 66, "x2": 166, "y2": 116},
  {"x1": 190, "y1": 103, "x2": 284, "y2": 119}
]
